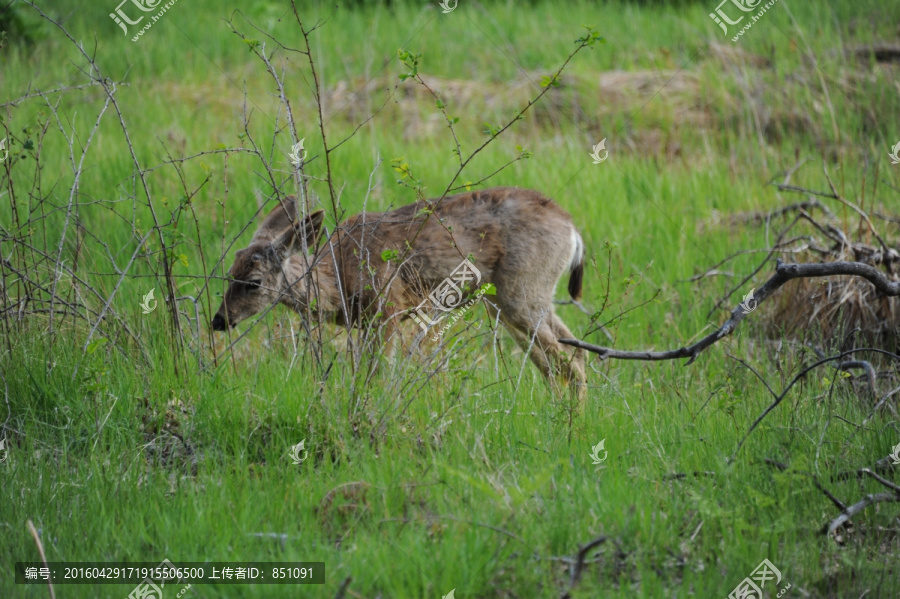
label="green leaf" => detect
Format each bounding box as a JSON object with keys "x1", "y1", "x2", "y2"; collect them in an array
[
  {"x1": 86, "y1": 337, "x2": 108, "y2": 355},
  {"x1": 397, "y1": 48, "x2": 422, "y2": 80},
  {"x1": 381, "y1": 249, "x2": 399, "y2": 262},
  {"x1": 480, "y1": 283, "x2": 497, "y2": 296},
  {"x1": 540, "y1": 75, "x2": 560, "y2": 88},
  {"x1": 481, "y1": 122, "x2": 501, "y2": 136},
  {"x1": 574, "y1": 27, "x2": 605, "y2": 47}
]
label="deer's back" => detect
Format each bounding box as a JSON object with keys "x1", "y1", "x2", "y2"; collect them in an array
[{"x1": 328, "y1": 186, "x2": 577, "y2": 299}]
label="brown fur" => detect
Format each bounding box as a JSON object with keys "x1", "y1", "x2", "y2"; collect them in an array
[{"x1": 212, "y1": 187, "x2": 586, "y2": 397}]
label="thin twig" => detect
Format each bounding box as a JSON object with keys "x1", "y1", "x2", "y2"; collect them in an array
[
  {"x1": 560, "y1": 534, "x2": 608, "y2": 599},
  {"x1": 27, "y1": 520, "x2": 55, "y2": 599},
  {"x1": 334, "y1": 576, "x2": 352, "y2": 599}
]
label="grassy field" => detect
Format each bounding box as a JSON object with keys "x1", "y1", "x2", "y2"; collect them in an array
[{"x1": 2, "y1": 0, "x2": 900, "y2": 597}]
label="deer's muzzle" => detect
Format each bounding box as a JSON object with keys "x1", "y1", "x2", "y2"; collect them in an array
[{"x1": 211, "y1": 313, "x2": 229, "y2": 331}]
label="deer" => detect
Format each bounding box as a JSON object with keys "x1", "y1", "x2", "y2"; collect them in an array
[{"x1": 211, "y1": 186, "x2": 587, "y2": 398}]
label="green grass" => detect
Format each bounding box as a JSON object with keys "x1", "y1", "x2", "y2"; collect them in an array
[{"x1": 2, "y1": 0, "x2": 900, "y2": 597}]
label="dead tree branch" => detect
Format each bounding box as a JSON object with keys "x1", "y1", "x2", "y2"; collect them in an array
[
  {"x1": 764, "y1": 458, "x2": 900, "y2": 538},
  {"x1": 824, "y1": 492, "x2": 899, "y2": 536},
  {"x1": 821, "y1": 466, "x2": 900, "y2": 537},
  {"x1": 560, "y1": 259, "x2": 900, "y2": 365},
  {"x1": 860, "y1": 468, "x2": 900, "y2": 494}
]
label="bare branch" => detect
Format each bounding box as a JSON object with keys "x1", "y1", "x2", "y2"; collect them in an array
[
  {"x1": 560, "y1": 259, "x2": 900, "y2": 364},
  {"x1": 860, "y1": 468, "x2": 900, "y2": 494},
  {"x1": 824, "y1": 492, "x2": 899, "y2": 536}
]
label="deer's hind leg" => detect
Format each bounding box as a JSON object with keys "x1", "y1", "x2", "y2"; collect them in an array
[
  {"x1": 548, "y1": 313, "x2": 586, "y2": 399},
  {"x1": 497, "y1": 301, "x2": 585, "y2": 400}
]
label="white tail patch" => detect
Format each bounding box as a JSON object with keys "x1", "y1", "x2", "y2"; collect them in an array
[{"x1": 569, "y1": 228, "x2": 584, "y2": 272}]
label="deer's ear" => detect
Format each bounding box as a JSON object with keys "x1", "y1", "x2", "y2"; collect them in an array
[
  {"x1": 272, "y1": 209, "x2": 326, "y2": 257},
  {"x1": 252, "y1": 196, "x2": 297, "y2": 243}
]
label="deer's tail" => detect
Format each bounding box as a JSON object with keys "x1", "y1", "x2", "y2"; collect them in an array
[{"x1": 567, "y1": 228, "x2": 585, "y2": 301}]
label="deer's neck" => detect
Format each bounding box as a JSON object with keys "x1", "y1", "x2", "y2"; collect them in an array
[{"x1": 280, "y1": 253, "x2": 341, "y2": 320}]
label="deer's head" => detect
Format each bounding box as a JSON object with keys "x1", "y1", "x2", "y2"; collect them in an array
[{"x1": 212, "y1": 198, "x2": 325, "y2": 331}]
